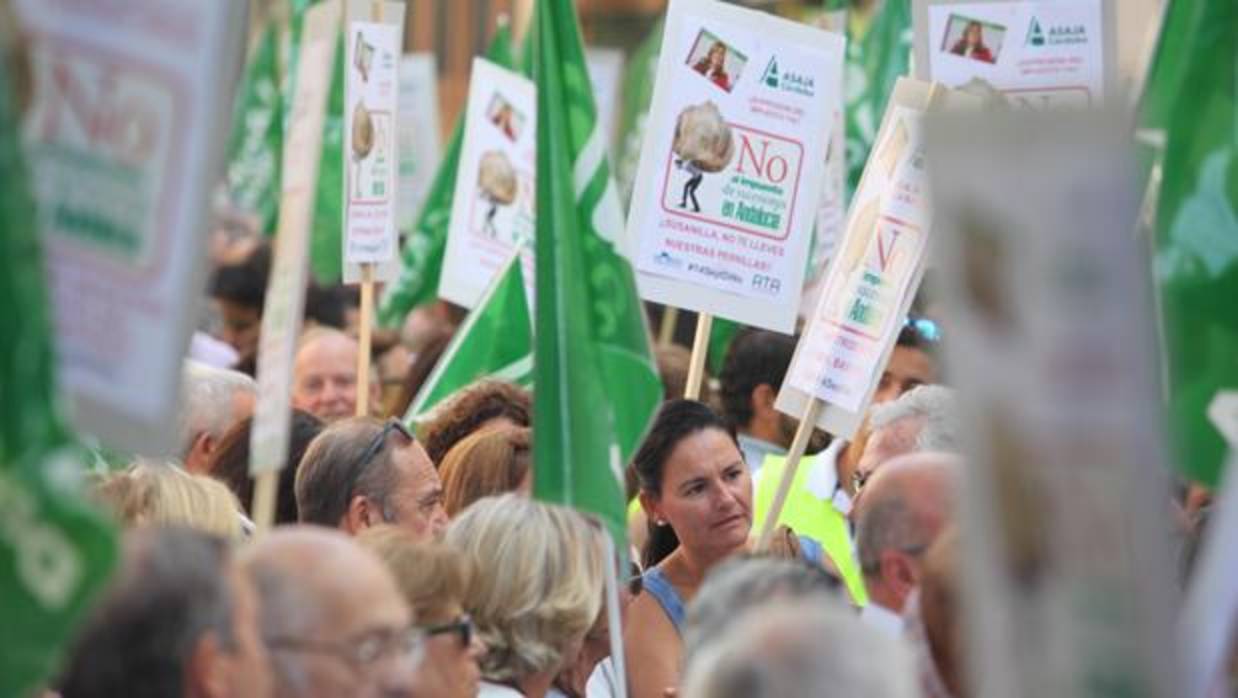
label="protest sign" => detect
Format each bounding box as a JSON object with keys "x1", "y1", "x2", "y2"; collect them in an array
[
  {"x1": 249, "y1": 0, "x2": 340, "y2": 529},
  {"x1": 17, "y1": 0, "x2": 247, "y2": 456},
  {"x1": 342, "y1": 0, "x2": 404, "y2": 282},
  {"x1": 625, "y1": 0, "x2": 846, "y2": 335},
  {"x1": 913, "y1": 0, "x2": 1115, "y2": 108},
  {"x1": 776, "y1": 78, "x2": 973, "y2": 440},
  {"x1": 397, "y1": 53, "x2": 442, "y2": 232},
  {"x1": 439, "y1": 57, "x2": 537, "y2": 309},
  {"x1": 928, "y1": 109, "x2": 1176, "y2": 698},
  {"x1": 801, "y1": 29, "x2": 847, "y2": 322}
]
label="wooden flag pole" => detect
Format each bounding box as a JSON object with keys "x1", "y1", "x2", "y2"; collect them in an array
[
  {"x1": 356, "y1": 262, "x2": 375, "y2": 416},
  {"x1": 683, "y1": 311, "x2": 713, "y2": 400},
  {"x1": 602, "y1": 531, "x2": 630, "y2": 698},
  {"x1": 658, "y1": 306, "x2": 679, "y2": 347},
  {"x1": 252, "y1": 471, "x2": 279, "y2": 533},
  {"x1": 755, "y1": 398, "x2": 821, "y2": 551}
]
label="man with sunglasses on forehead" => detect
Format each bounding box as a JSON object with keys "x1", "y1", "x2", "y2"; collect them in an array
[{"x1": 296, "y1": 417, "x2": 449, "y2": 541}]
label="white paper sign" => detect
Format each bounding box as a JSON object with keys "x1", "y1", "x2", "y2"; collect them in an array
[
  {"x1": 344, "y1": 16, "x2": 401, "y2": 271},
  {"x1": 17, "y1": 0, "x2": 247, "y2": 455},
  {"x1": 776, "y1": 79, "x2": 975, "y2": 438},
  {"x1": 928, "y1": 109, "x2": 1176, "y2": 698},
  {"x1": 801, "y1": 42, "x2": 847, "y2": 322},
  {"x1": 914, "y1": 0, "x2": 1113, "y2": 108},
  {"x1": 439, "y1": 57, "x2": 537, "y2": 309},
  {"x1": 397, "y1": 53, "x2": 441, "y2": 231},
  {"x1": 626, "y1": 0, "x2": 845, "y2": 333},
  {"x1": 250, "y1": 1, "x2": 338, "y2": 476}
]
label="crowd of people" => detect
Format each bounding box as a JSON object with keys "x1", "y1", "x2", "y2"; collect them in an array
[{"x1": 31, "y1": 233, "x2": 1216, "y2": 698}]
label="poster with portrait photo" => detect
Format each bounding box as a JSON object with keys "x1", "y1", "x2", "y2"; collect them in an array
[
  {"x1": 625, "y1": 0, "x2": 845, "y2": 333},
  {"x1": 439, "y1": 57, "x2": 536, "y2": 309},
  {"x1": 913, "y1": 0, "x2": 1114, "y2": 109}
]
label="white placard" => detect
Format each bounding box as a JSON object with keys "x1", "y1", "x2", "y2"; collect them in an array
[
  {"x1": 928, "y1": 109, "x2": 1176, "y2": 698},
  {"x1": 913, "y1": 0, "x2": 1114, "y2": 108},
  {"x1": 776, "y1": 79, "x2": 975, "y2": 438},
  {"x1": 250, "y1": 1, "x2": 339, "y2": 476},
  {"x1": 343, "y1": 2, "x2": 404, "y2": 281},
  {"x1": 800, "y1": 38, "x2": 847, "y2": 322},
  {"x1": 625, "y1": 0, "x2": 845, "y2": 333},
  {"x1": 17, "y1": 0, "x2": 247, "y2": 455},
  {"x1": 438, "y1": 57, "x2": 537, "y2": 309},
  {"x1": 397, "y1": 53, "x2": 441, "y2": 231},
  {"x1": 586, "y1": 48, "x2": 625, "y2": 152}
]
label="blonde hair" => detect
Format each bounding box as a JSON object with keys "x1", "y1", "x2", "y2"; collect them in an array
[
  {"x1": 90, "y1": 462, "x2": 244, "y2": 540},
  {"x1": 439, "y1": 426, "x2": 531, "y2": 517},
  {"x1": 445, "y1": 494, "x2": 604, "y2": 682},
  {"x1": 356, "y1": 526, "x2": 471, "y2": 624}
]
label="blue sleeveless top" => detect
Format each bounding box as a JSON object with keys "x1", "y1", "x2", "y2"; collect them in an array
[{"x1": 642, "y1": 535, "x2": 824, "y2": 635}]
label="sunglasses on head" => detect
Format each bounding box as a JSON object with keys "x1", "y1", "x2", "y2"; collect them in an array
[
  {"x1": 423, "y1": 614, "x2": 473, "y2": 649},
  {"x1": 344, "y1": 419, "x2": 415, "y2": 497},
  {"x1": 904, "y1": 315, "x2": 942, "y2": 344}
]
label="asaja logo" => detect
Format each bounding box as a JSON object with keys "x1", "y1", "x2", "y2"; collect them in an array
[
  {"x1": 1027, "y1": 16, "x2": 1088, "y2": 47},
  {"x1": 761, "y1": 58, "x2": 780, "y2": 88},
  {"x1": 761, "y1": 56, "x2": 814, "y2": 97},
  {"x1": 1026, "y1": 18, "x2": 1046, "y2": 46}
]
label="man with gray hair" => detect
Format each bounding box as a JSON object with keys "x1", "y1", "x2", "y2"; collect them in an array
[
  {"x1": 852, "y1": 384, "x2": 958, "y2": 494},
  {"x1": 853, "y1": 452, "x2": 960, "y2": 635},
  {"x1": 240, "y1": 526, "x2": 420, "y2": 698},
  {"x1": 680, "y1": 598, "x2": 917, "y2": 698},
  {"x1": 179, "y1": 360, "x2": 256, "y2": 475}
]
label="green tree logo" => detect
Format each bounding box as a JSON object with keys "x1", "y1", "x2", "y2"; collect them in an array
[
  {"x1": 762, "y1": 57, "x2": 780, "y2": 88},
  {"x1": 1027, "y1": 18, "x2": 1046, "y2": 46}
]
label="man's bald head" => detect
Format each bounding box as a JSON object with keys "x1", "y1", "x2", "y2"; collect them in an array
[
  {"x1": 240, "y1": 526, "x2": 415, "y2": 698},
  {"x1": 292, "y1": 329, "x2": 363, "y2": 423},
  {"x1": 854, "y1": 452, "x2": 960, "y2": 613}
]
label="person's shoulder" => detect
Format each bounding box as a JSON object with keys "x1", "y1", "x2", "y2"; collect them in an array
[{"x1": 625, "y1": 585, "x2": 677, "y2": 641}]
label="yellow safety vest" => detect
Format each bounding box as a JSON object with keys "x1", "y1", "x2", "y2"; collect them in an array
[{"x1": 752, "y1": 454, "x2": 869, "y2": 605}]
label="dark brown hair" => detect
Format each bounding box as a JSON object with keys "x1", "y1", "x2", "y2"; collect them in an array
[
  {"x1": 419, "y1": 380, "x2": 532, "y2": 466},
  {"x1": 205, "y1": 410, "x2": 323, "y2": 524}
]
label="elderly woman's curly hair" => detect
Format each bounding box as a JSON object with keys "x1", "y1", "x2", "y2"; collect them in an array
[{"x1": 446, "y1": 494, "x2": 605, "y2": 683}]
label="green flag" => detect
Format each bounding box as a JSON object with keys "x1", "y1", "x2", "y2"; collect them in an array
[
  {"x1": 309, "y1": 29, "x2": 346, "y2": 283},
  {"x1": 377, "y1": 25, "x2": 516, "y2": 326},
  {"x1": 531, "y1": 0, "x2": 663, "y2": 543},
  {"x1": 844, "y1": 0, "x2": 911, "y2": 199},
  {"x1": 0, "y1": 51, "x2": 117, "y2": 697},
  {"x1": 1141, "y1": 0, "x2": 1238, "y2": 488},
  {"x1": 615, "y1": 18, "x2": 663, "y2": 207},
  {"x1": 224, "y1": 23, "x2": 283, "y2": 236},
  {"x1": 406, "y1": 253, "x2": 533, "y2": 420}
]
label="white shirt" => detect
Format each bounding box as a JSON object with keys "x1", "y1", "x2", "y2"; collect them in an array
[
  {"x1": 861, "y1": 601, "x2": 905, "y2": 637},
  {"x1": 478, "y1": 681, "x2": 524, "y2": 697},
  {"x1": 586, "y1": 658, "x2": 619, "y2": 698},
  {"x1": 737, "y1": 433, "x2": 786, "y2": 474}
]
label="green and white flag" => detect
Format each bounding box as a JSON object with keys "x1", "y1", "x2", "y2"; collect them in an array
[
  {"x1": 378, "y1": 25, "x2": 516, "y2": 326},
  {"x1": 0, "y1": 52, "x2": 117, "y2": 698},
  {"x1": 1141, "y1": 0, "x2": 1237, "y2": 489},
  {"x1": 406, "y1": 252, "x2": 533, "y2": 420},
  {"x1": 531, "y1": 0, "x2": 663, "y2": 544},
  {"x1": 224, "y1": 23, "x2": 283, "y2": 236},
  {"x1": 844, "y1": 0, "x2": 911, "y2": 199}
]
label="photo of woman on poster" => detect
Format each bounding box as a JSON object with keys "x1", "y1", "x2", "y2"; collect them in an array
[
  {"x1": 693, "y1": 41, "x2": 732, "y2": 91},
  {"x1": 950, "y1": 20, "x2": 997, "y2": 64}
]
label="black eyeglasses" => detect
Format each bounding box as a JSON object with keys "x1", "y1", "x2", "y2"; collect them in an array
[
  {"x1": 904, "y1": 316, "x2": 942, "y2": 344},
  {"x1": 265, "y1": 625, "x2": 424, "y2": 669},
  {"x1": 344, "y1": 419, "x2": 415, "y2": 498},
  {"x1": 423, "y1": 614, "x2": 473, "y2": 649}
]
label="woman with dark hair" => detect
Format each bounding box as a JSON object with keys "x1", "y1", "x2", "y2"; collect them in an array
[
  {"x1": 950, "y1": 21, "x2": 995, "y2": 63},
  {"x1": 204, "y1": 409, "x2": 324, "y2": 524},
  {"x1": 623, "y1": 400, "x2": 823, "y2": 698}
]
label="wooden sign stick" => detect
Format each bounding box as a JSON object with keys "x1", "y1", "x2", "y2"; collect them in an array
[
  {"x1": 684, "y1": 311, "x2": 713, "y2": 400},
  {"x1": 754, "y1": 397, "x2": 821, "y2": 551},
  {"x1": 356, "y1": 262, "x2": 375, "y2": 416}
]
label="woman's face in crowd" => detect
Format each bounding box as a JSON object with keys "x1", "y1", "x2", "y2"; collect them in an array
[
  {"x1": 650, "y1": 427, "x2": 752, "y2": 556},
  {"x1": 415, "y1": 601, "x2": 484, "y2": 698}
]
